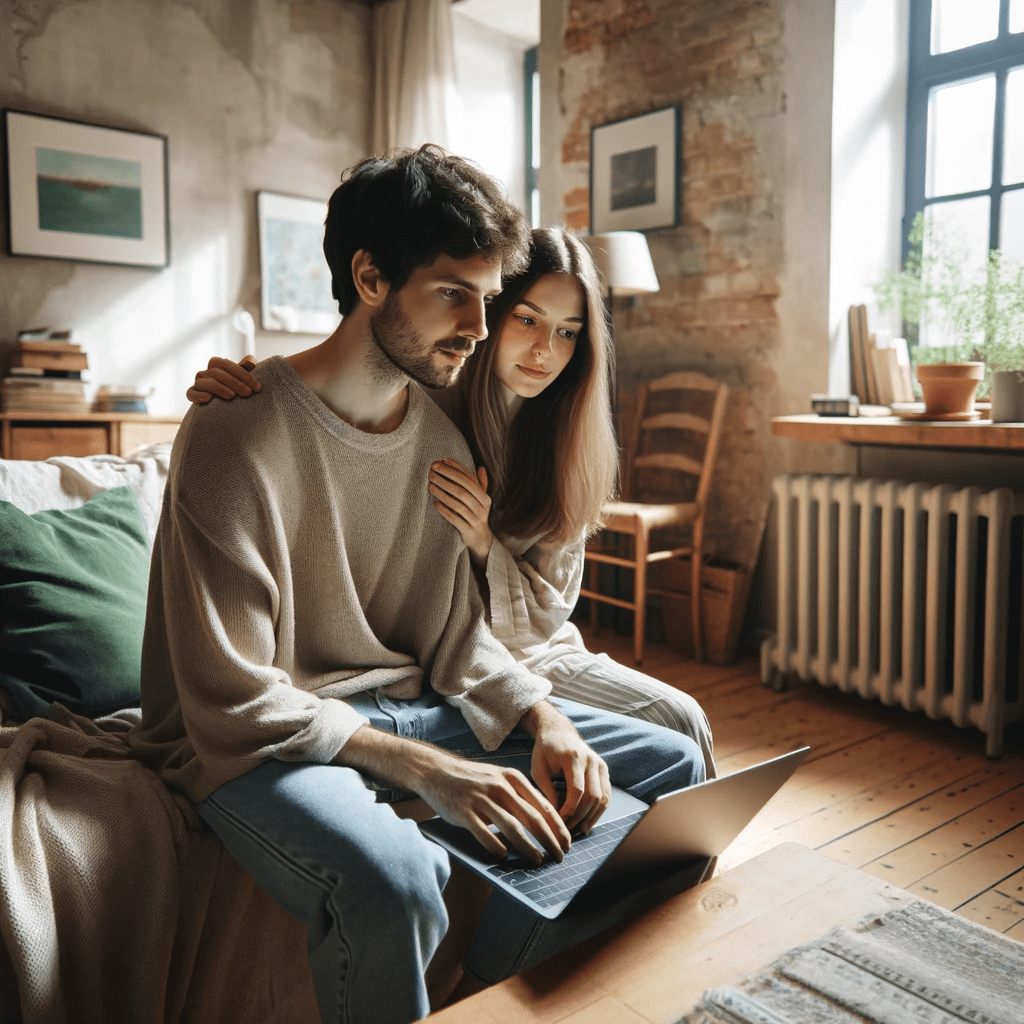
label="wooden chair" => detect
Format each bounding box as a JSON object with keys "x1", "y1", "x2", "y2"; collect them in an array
[{"x1": 581, "y1": 371, "x2": 728, "y2": 665}]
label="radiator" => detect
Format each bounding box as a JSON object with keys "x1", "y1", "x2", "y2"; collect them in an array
[{"x1": 760, "y1": 475, "x2": 1024, "y2": 757}]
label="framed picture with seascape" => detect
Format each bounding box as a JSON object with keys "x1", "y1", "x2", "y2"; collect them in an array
[
  {"x1": 2, "y1": 109, "x2": 169, "y2": 268},
  {"x1": 257, "y1": 190, "x2": 338, "y2": 334},
  {"x1": 590, "y1": 105, "x2": 681, "y2": 234}
]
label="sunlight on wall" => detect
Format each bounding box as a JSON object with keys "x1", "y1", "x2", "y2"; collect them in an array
[
  {"x1": 452, "y1": 90, "x2": 519, "y2": 196},
  {"x1": 30, "y1": 234, "x2": 236, "y2": 416},
  {"x1": 451, "y1": 9, "x2": 527, "y2": 209},
  {"x1": 828, "y1": 0, "x2": 909, "y2": 396}
]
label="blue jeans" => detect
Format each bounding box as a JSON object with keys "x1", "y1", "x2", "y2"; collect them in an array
[{"x1": 196, "y1": 694, "x2": 705, "y2": 1024}]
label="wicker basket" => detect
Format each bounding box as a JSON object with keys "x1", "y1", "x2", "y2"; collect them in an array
[{"x1": 659, "y1": 557, "x2": 752, "y2": 665}]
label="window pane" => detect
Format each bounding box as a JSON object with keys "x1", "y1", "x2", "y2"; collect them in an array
[
  {"x1": 926, "y1": 76, "x2": 995, "y2": 197},
  {"x1": 931, "y1": 0, "x2": 999, "y2": 53},
  {"x1": 1000, "y1": 188, "x2": 1024, "y2": 266},
  {"x1": 1012, "y1": 0, "x2": 1024, "y2": 34},
  {"x1": 531, "y1": 71, "x2": 540, "y2": 170},
  {"x1": 920, "y1": 196, "x2": 991, "y2": 348},
  {"x1": 1005, "y1": 68, "x2": 1024, "y2": 185}
]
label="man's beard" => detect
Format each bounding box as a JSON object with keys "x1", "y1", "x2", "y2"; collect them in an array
[{"x1": 369, "y1": 292, "x2": 474, "y2": 390}]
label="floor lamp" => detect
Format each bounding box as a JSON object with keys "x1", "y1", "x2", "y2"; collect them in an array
[
  {"x1": 582, "y1": 229, "x2": 660, "y2": 430},
  {"x1": 582, "y1": 231, "x2": 660, "y2": 632},
  {"x1": 583, "y1": 230, "x2": 660, "y2": 332}
]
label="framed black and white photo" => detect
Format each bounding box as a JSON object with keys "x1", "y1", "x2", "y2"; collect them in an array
[
  {"x1": 257, "y1": 190, "x2": 339, "y2": 334},
  {"x1": 3, "y1": 108, "x2": 169, "y2": 268},
  {"x1": 590, "y1": 105, "x2": 681, "y2": 234}
]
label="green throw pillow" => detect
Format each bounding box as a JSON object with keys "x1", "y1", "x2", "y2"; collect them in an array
[{"x1": 0, "y1": 486, "x2": 150, "y2": 721}]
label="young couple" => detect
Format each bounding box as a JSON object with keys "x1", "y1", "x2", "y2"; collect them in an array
[{"x1": 133, "y1": 146, "x2": 712, "y2": 1024}]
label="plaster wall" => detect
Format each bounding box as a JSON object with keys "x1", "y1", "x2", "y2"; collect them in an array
[
  {"x1": 829, "y1": 0, "x2": 909, "y2": 397},
  {"x1": 0, "y1": 0, "x2": 370, "y2": 415}
]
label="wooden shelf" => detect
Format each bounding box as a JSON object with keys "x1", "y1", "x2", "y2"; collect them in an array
[
  {"x1": 0, "y1": 410, "x2": 182, "y2": 460},
  {"x1": 772, "y1": 413, "x2": 1024, "y2": 451}
]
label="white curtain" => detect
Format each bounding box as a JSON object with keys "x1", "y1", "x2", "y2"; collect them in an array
[{"x1": 372, "y1": 0, "x2": 461, "y2": 153}]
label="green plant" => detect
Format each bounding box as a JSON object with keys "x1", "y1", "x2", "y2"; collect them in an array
[{"x1": 874, "y1": 212, "x2": 1024, "y2": 386}]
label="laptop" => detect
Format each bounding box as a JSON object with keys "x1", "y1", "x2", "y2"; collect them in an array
[{"x1": 419, "y1": 746, "x2": 809, "y2": 920}]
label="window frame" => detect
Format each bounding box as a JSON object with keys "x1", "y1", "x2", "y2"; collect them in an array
[
  {"x1": 904, "y1": 0, "x2": 1024, "y2": 260},
  {"x1": 523, "y1": 45, "x2": 539, "y2": 226}
]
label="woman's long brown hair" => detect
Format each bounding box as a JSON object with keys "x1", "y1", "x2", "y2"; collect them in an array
[{"x1": 455, "y1": 228, "x2": 618, "y2": 542}]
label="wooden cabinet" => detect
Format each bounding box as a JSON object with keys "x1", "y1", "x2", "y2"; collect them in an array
[{"x1": 1, "y1": 412, "x2": 182, "y2": 460}]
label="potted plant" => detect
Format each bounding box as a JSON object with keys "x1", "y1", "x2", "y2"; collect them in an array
[{"x1": 874, "y1": 211, "x2": 1024, "y2": 406}]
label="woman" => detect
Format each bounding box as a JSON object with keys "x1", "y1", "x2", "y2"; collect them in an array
[{"x1": 189, "y1": 228, "x2": 715, "y2": 775}]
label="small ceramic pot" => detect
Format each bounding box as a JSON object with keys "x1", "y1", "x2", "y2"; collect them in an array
[
  {"x1": 915, "y1": 362, "x2": 985, "y2": 416},
  {"x1": 991, "y1": 369, "x2": 1024, "y2": 423}
]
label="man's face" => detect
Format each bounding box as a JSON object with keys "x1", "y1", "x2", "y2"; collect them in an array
[{"x1": 369, "y1": 253, "x2": 503, "y2": 390}]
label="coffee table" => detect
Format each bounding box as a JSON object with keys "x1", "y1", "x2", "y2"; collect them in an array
[{"x1": 429, "y1": 841, "x2": 1019, "y2": 1023}]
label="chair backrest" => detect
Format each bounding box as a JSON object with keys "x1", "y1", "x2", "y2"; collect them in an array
[{"x1": 621, "y1": 371, "x2": 728, "y2": 507}]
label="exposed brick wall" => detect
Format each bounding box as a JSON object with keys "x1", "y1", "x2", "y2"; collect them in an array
[{"x1": 554, "y1": 0, "x2": 791, "y2": 572}]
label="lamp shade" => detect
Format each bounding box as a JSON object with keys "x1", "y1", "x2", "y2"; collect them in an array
[{"x1": 583, "y1": 231, "x2": 660, "y2": 296}]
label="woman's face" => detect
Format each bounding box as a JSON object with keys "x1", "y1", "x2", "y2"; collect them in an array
[{"x1": 492, "y1": 273, "x2": 586, "y2": 399}]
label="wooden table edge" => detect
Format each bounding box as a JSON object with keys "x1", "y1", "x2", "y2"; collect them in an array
[
  {"x1": 771, "y1": 414, "x2": 1024, "y2": 451},
  {"x1": 429, "y1": 843, "x2": 932, "y2": 1023}
]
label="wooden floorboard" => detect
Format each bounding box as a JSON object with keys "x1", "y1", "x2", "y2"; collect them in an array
[{"x1": 581, "y1": 630, "x2": 1024, "y2": 939}]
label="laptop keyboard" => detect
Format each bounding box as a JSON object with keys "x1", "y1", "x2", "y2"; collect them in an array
[{"x1": 486, "y1": 808, "x2": 645, "y2": 910}]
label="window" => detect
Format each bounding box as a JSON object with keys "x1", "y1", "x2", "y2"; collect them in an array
[
  {"x1": 524, "y1": 45, "x2": 540, "y2": 227},
  {"x1": 905, "y1": 0, "x2": 1024, "y2": 281}
]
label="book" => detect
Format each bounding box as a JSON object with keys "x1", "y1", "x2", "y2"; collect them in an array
[
  {"x1": 14, "y1": 350, "x2": 89, "y2": 372},
  {"x1": 17, "y1": 339, "x2": 83, "y2": 354},
  {"x1": 1, "y1": 399, "x2": 91, "y2": 415},
  {"x1": 2, "y1": 376, "x2": 87, "y2": 393},
  {"x1": 16, "y1": 327, "x2": 72, "y2": 342},
  {"x1": 16, "y1": 327, "x2": 52, "y2": 341},
  {"x1": 870, "y1": 343, "x2": 904, "y2": 408},
  {"x1": 891, "y1": 337, "x2": 915, "y2": 401},
  {"x1": 1, "y1": 373, "x2": 88, "y2": 414},
  {"x1": 7, "y1": 367, "x2": 85, "y2": 380},
  {"x1": 847, "y1": 305, "x2": 868, "y2": 403},
  {"x1": 861, "y1": 324, "x2": 880, "y2": 405},
  {"x1": 92, "y1": 384, "x2": 152, "y2": 414},
  {"x1": 93, "y1": 398, "x2": 149, "y2": 414}
]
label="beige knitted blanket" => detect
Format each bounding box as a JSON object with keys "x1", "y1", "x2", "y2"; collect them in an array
[{"x1": 0, "y1": 706, "x2": 316, "y2": 1023}]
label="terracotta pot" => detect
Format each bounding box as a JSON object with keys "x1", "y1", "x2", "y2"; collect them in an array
[{"x1": 915, "y1": 362, "x2": 985, "y2": 415}]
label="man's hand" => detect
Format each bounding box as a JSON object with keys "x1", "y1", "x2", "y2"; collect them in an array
[
  {"x1": 428, "y1": 459, "x2": 494, "y2": 569},
  {"x1": 338, "y1": 725, "x2": 571, "y2": 865},
  {"x1": 417, "y1": 753, "x2": 572, "y2": 864},
  {"x1": 186, "y1": 354, "x2": 261, "y2": 404},
  {"x1": 521, "y1": 701, "x2": 611, "y2": 835}
]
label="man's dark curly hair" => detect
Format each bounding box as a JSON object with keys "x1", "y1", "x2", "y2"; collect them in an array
[{"x1": 323, "y1": 145, "x2": 531, "y2": 316}]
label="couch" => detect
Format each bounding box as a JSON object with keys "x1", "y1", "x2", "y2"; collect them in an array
[
  {"x1": 0, "y1": 446, "x2": 318, "y2": 1024},
  {"x1": 0, "y1": 446, "x2": 711, "y2": 1021}
]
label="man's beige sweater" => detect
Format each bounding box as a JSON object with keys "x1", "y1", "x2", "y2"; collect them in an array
[{"x1": 129, "y1": 356, "x2": 551, "y2": 803}]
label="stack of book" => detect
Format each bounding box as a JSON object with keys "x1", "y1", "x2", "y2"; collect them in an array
[
  {"x1": 93, "y1": 384, "x2": 153, "y2": 414},
  {"x1": 847, "y1": 304, "x2": 916, "y2": 408},
  {"x1": 1, "y1": 328, "x2": 90, "y2": 414}
]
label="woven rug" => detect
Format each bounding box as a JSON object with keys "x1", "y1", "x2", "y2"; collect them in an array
[{"x1": 678, "y1": 899, "x2": 1024, "y2": 1024}]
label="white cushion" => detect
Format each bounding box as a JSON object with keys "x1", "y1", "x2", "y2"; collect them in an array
[{"x1": 0, "y1": 443, "x2": 171, "y2": 546}]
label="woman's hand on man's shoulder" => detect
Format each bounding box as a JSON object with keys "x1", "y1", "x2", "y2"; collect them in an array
[{"x1": 186, "y1": 355, "x2": 261, "y2": 405}]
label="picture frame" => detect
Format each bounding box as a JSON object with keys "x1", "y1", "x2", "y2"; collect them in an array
[
  {"x1": 589, "y1": 105, "x2": 681, "y2": 234},
  {"x1": 2, "y1": 108, "x2": 169, "y2": 268},
  {"x1": 256, "y1": 190, "x2": 339, "y2": 334}
]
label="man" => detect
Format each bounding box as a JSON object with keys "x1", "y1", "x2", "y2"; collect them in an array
[{"x1": 130, "y1": 146, "x2": 704, "y2": 1024}]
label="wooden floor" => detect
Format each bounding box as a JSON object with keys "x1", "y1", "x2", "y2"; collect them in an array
[{"x1": 586, "y1": 631, "x2": 1024, "y2": 941}]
